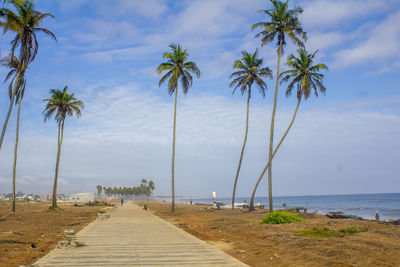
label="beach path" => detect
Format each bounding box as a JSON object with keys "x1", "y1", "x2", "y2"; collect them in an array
[{"x1": 34, "y1": 202, "x2": 248, "y2": 266}]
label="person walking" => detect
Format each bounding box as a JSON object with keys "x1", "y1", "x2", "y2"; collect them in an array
[{"x1": 121, "y1": 198, "x2": 124, "y2": 207}]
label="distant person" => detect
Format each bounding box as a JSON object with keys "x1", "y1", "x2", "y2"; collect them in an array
[
  {"x1": 190, "y1": 197, "x2": 192, "y2": 205},
  {"x1": 121, "y1": 198, "x2": 124, "y2": 207},
  {"x1": 375, "y1": 210, "x2": 379, "y2": 221}
]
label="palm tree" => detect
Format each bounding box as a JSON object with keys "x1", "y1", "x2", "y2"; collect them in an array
[
  {"x1": 0, "y1": 54, "x2": 26, "y2": 212},
  {"x1": 0, "y1": 0, "x2": 56, "y2": 152},
  {"x1": 96, "y1": 185, "x2": 102, "y2": 197},
  {"x1": 249, "y1": 48, "x2": 328, "y2": 210},
  {"x1": 251, "y1": 0, "x2": 306, "y2": 211},
  {"x1": 43, "y1": 86, "x2": 83, "y2": 209},
  {"x1": 157, "y1": 44, "x2": 200, "y2": 212},
  {"x1": 230, "y1": 49, "x2": 272, "y2": 209}
]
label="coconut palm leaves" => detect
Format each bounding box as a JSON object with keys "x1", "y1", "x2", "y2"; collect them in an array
[
  {"x1": 0, "y1": 54, "x2": 26, "y2": 102},
  {"x1": 43, "y1": 86, "x2": 84, "y2": 209},
  {"x1": 157, "y1": 44, "x2": 200, "y2": 212},
  {"x1": 251, "y1": 0, "x2": 306, "y2": 211},
  {"x1": 0, "y1": 0, "x2": 56, "y2": 67},
  {"x1": 249, "y1": 48, "x2": 328, "y2": 210},
  {"x1": 0, "y1": 0, "x2": 56, "y2": 153},
  {"x1": 280, "y1": 48, "x2": 328, "y2": 100},
  {"x1": 230, "y1": 49, "x2": 272, "y2": 209},
  {"x1": 157, "y1": 44, "x2": 200, "y2": 96},
  {"x1": 251, "y1": 0, "x2": 306, "y2": 54}
]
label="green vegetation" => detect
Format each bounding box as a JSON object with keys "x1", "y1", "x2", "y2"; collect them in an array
[
  {"x1": 260, "y1": 211, "x2": 305, "y2": 224},
  {"x1": 99, "y1": 179, "x2": 155, "y2": 198},
  {"x1": 230, "y1": 49, "x2": 272, "y2": 210},
  {"x1": 157, "y1": 44, "x2": 200, "y2": 212},
  {"x1": 297, "y1": 227, "x2": 368, "y2": 238},
  {"x1": 43, "y1": 86, "x2": 84, "y2": 209},
  {"x1": 340, "y1": 227, "x2": 368, "y2": 234}
]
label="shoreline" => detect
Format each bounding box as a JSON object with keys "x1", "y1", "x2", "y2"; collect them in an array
[{"x1": 152, "y1": 193, "x2": 400, "y2": 222}]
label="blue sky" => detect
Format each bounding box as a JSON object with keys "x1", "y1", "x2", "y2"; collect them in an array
[{"x1": 0, "y1": 0, "x2": 400, "y2": 199}]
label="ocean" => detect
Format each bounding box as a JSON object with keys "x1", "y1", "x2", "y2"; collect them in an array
[{"x1": 187, "y1": 193, "x2": 400, "y2": 221}]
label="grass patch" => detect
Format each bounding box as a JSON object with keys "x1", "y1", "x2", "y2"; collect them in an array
[
  {"x1": 260, "y1": 211, "x2": 304, "y2": 224},
  {"x1": 297, "y1": 227, "x2": 341, "y2": 238},
  {"x1": 91, "y1": 210, "x2": 103, "y2": 214},
  {"x1": 297, "y1": 227, "x2": 368, "y2": 238},
  {"x1": 340, "y1": 227, "x2": 368, "y2": 233}
]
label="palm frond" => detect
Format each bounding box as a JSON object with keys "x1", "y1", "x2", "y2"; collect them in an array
[{"x1": 157, "y1": 44, "x2": 200, "y2": 97}]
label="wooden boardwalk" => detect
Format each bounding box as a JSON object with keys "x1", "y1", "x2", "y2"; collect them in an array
[{"x1": 34, "y1": 203, "x2": 248, "y2": 266}]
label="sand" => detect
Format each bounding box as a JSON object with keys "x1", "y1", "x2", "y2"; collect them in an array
[
  {"x1": 0, "y1": 202, "x2": 99, "y2": 267},
  {"x1": 139, "y1": 201, "x2": 400, "y2": 267}
]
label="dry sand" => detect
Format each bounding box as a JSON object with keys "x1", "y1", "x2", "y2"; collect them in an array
[
  {"x1": 140, "y1": 201, "x2": 400, "y2": 267},
  {"x1": 0, "y1": 202, "x2": 99, "y2": 267}
]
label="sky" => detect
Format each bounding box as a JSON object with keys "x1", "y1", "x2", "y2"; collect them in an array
[{"x1": 0, "y1": 0, "x2": 400, "y2": 199}]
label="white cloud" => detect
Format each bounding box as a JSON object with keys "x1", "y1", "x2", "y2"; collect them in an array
[
  {"x1": 300, "y1": 0, "x2": 394, "y2": 29},
  {"x1": 333, "y1": 11, "x2": 400, "y2": 68},
  {"x1": 72, "y1": 19, "x2": 140, "y2": 48},
  {"x1": 1, "y1": 83, "x2": 400, "y2": 197},
  {"x1": 306, "y1": 31, "x2": 345, "y2": 51},
  {"x1": 94, "y1": 0, "x2": 168, "y2": 20}
]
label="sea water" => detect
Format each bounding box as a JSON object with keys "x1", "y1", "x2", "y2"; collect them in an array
[{"x1": 190, "y1": 193, "x2": 400, "y2": 221}]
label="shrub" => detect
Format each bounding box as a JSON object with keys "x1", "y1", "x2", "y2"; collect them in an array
[{"x1": 260, "y1": 211, "x2": 304, "y2": 224}]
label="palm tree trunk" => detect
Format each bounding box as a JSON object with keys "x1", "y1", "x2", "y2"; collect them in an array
[
  {"x1": 231, "y1": 88, "x2": 251, "y2": 209},
  {"x1": 11, "y1": 91, "x2": 23, "y2": 212},
  {"x1": 171, "y1": 87, "x2": 178, "y2": 212},
  {"x1": 267, "y1": 40, "x2": 283, "y2": 212},
  {"x1": 250, "y1": 96, "x2": 302, "y2": 211},
  {"x1": 0, "y1": 71, "x2": 20, "y2": 152},
  {"x1": 52, "y1": 120, "x2": 64, "y2": 208}
]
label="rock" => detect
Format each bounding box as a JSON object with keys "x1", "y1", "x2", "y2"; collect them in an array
[
  {"x1": 98, "y1": 214, "x2": 110, "y2": 220},
  {"x1": 56, "y1": 240, "x2": 69, "y2": 249}
]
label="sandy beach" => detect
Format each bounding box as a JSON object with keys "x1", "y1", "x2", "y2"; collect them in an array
[{"x1": 139, "y1": 201, "x2": 400, "y2": 267}]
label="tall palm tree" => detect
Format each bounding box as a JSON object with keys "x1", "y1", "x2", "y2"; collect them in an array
[
  {"x1": 43, "y1": 86, "x2": 84, "y2": 209},
  {"x1": 249, "y1": 48, "x2": 328, "y2": 210},
  {"x1": 0, "y1": 0, "x2": 55, "y2": 212},
  {"x1": 0, "y1": 54, "x2": 26, "y2": 212},
  {"x1": 0, "y1": 0, "x2": 56, "y2": 152},
  {"x1": 230, "y1": 49, "x2": 272, "y2": 209},
  {"x1": 157, "y1": 44, "x2": 200, "y2": 212},
  {"x1": 251, "y1": 0, "x2": 306, "y2": 211}
]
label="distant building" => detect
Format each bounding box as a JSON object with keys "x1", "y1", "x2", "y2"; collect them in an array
[
  {"x1": 69, "y1": 192, "x2": 94, "y2": 202},
  {"x1": 39, "y1": 195, "x2": 48, "y2": 202}
]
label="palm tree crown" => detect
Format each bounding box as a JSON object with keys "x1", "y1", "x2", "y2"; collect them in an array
[
  {"x1": 251, "y1": 0, "x2": 306, "y2": 54},
  {"x1": 230, "y1": 49, "x2": 272, "y2": 97},
  {"x1": 0, "y1": 0, "x2": 56, "y2": 68},
  {"x1": 43, "y1": 86, "x2": 84, "y2": 123},
  {"x1": 156, "y1": 44, "x2": 200, "y2": 95},
  {"x1": 0, "y1": 54, "x2": 26, "y2": 102},
  {"x1": 280, "y1": 48, "x2": 328, "y2": 100}
]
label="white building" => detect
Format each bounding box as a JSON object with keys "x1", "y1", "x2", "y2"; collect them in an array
[{"x1": 68, "y1": 192, "x2": 95, "y2": 202}]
